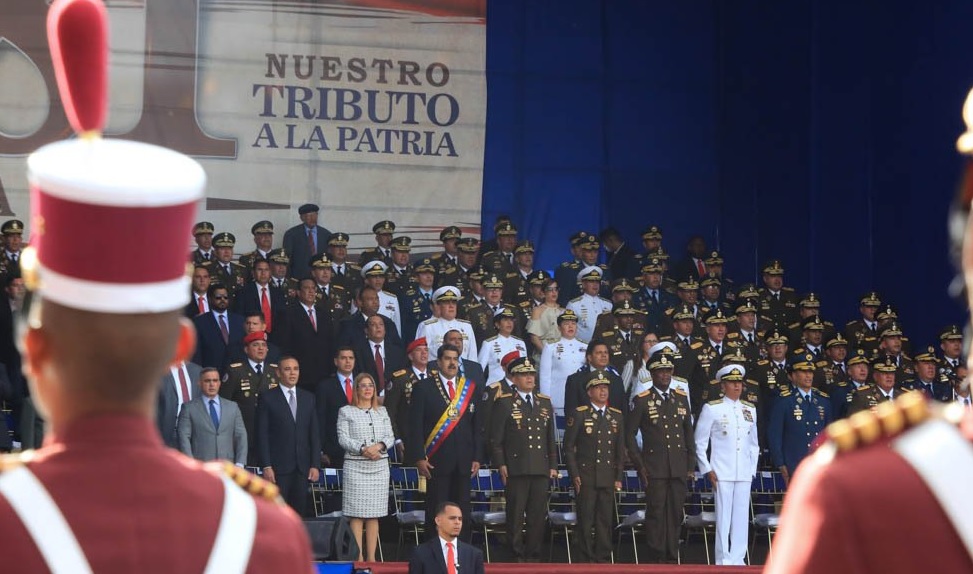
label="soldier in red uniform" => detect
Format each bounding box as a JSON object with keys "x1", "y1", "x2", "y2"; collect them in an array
[
  {"x1": 0, "y1": 2, "x2": 312, "y2": 571},
  {"x1": 766, "y1": 87, "x2": 973, "y2": 573}
]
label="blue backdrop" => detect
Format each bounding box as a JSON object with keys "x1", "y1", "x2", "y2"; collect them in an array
[{"x1": 482, "y1": 0, "x2": 973, "y2": 348}]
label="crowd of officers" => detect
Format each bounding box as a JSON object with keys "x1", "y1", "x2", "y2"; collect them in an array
[{"x1": 127, "y1": 208, "x2": 973, "y2": 563}]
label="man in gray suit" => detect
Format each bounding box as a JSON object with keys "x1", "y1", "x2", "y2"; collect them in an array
[
  {"x1": 156, "y1": 361, "x2": 202, "y2": 448},
  {"x1": 177, "y1": 367, "x2": 248, "y2": 466}
]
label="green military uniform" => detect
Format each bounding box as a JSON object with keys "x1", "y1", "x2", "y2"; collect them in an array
[
  {"x1": 562, "y1": 371, "x2": 625, "y2": 563},
  {"x1": 478, "y1": 377, "x2": 514, "y2": 466},
  {"x1": 489, "y1": 357, "x2": 557, "y2": 563},
  {"x1": 384, "y1": 366, "x2": 435, "y2": 446},
  {"x1": 625, "y1": 367, "x2": 695, "y2": 564},
  {"x1": 357, "y1": 220, "x2": 395, "y2": 267},
  {"x1": 210, "y1": 232, "x2": 247, "y2": 301},
  {"x1": 238, "y1": 220, "x2": 275, "y2": 280},
  {"x1": 466, "y1": 275, "x2": 526, "y2": 344},
  {"x1": 757, "y1": 260, "x2": 800, "y2": 327},
  {"x1": 480, "y1": 221, "x2": 518, "y2": 282},
  {"x1": 325, "y1": 233, "x2": 363, "y2": 295},
  {"x1": 219, "y1": 360, "x2": 281, "y2": 466},
  {"x1": 600, "y1": 299, "x2": 644, "y2": 373},
  {"x1": 190, "y1": 221, "x2": 215, "y2": 266}
]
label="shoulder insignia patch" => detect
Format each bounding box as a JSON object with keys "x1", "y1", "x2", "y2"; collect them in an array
[
  {"x1": 779, "y1": 388, "x2": 792, "y2": 397},
  {"x1": 229, "y1": 362, "x2": 243, "y2": 368},
  {"x1": 741, "y1": 400, "x2": 755, "y2": 408},
  {"x1": 393, "y1": 369, "x2": 407, "y2": 377},
  {"x1": 690, "y1": 342, "x2": 703, "y2": 349},
  {"x1": 456, "y1": 318, "x2": 472, "y2": 324},
  {"x1": 422, "y1": 318, "x2": 438, "y2": 325},
  {"x1": 672, "y1": 388, "x2": 687, "y2": 396},
  {"x1": 608, "y1": 407, "x2": 622, "y2": 414},
  {"x1": 708, "y1": 399, "x2": 723, "y2": 405},
  {"x1": 637, "y1": 389, "x2": 651, "y2": 398},
  {"x1": 757, "y1": 359, "x2": 769, "y2": 365},
  {"x1": 569, "y1": 296, "x2": 583, "y2": 303},
  {"x1": 576, "y1": 405, "x2": 589, "y2": 411},
  {"x1": 602, "y1": 331, "x2": 615, "y2": 337},
  {"x1": 536, "y1": 393, "x2": 551, "y2": 399}
]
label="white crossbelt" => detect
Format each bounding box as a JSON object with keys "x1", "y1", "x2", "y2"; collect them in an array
[
  {"x1": 894, "y1": 419, "x2": 973, "y2": 564},
  {"x1": 0, "y1": 466, "x2": 257, "y2": 574}
]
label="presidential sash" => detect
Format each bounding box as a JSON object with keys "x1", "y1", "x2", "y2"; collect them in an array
[{"x1": 424, "y1": 376, "x2": 473, "y2": 459}]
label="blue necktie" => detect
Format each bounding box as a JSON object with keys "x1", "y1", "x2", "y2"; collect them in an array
[{"x1": 209, "y1": 399, "x2": 220, "y2": 430}]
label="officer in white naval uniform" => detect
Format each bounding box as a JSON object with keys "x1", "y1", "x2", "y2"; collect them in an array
[
  {"x1": 478, "y1": 307, "x2": 528, "y2": 384},
  {"x1": 538, "y1": 309, "x2": 588, "y2": 413},
  {"x1": 415, "y1": 285, "x2": 478, "y2": 362},
  {"x1": 566, "y1": 266, "x2": 612, "y2": 343},
  {"x1": 361, "y1": 260, "x2": 402, "y2": 337},
  {"x1": 693, "y1": 364, "x2": 759, "y2": 565}
]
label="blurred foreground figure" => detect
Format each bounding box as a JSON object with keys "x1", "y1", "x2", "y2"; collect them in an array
[
  {"x1": 0, "y1": 1, "x2": 312, "y2": 572},
  {"x1": 765, "y1": 87, "x2": 973, "y2": 574}
]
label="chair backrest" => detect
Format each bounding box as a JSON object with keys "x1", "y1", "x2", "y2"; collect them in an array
[
  {"x1": 614, "y1": 469, "x2": 645, "y2": 523},
  {"x1": 548, "y1": 471, "x2": 574, "y2": 513},
  {"x1": 390, "y1": 465, "x2": 423, "y2": 514},
  {"x1": 751, "y1": 470, "x2": 787, "y2": 518},
  {"x1": 685, "y1": 473, "x2": 716, "y2": 517}
]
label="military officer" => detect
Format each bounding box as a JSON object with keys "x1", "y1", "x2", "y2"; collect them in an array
[
  {"x1": 385, "y1": 337, "x2": 436, "y2": 457},
  {"x1": 538, "y1": 310, "x2": 588, "y2": 413},
  {"x1": 309, "y1": 253, "x2": 351, "y2": 318},
  {"x1": 466, "y1": 274, "x2": 526, "y2": 345},
  {"x1": 827, "y1": 348, "x2": 870, "y2": 419},
  {"x1": 876, "y1": 322, "x2": 915, "y2": 383},
  {"x1": 751, "y1": 329, "x2": 792, "y2": 413},
  {"x1": 699, "y1": 309, "x2": 734, "y2": 383},
  {"x1": 757, "y1": 260, "x2": 799, "y2": 327},
  {"x1": 0, "y1": 219, "x2": 24, "y2": 281},
  {"x1": 939, "y1": 324, "x2": 964, "y2": 372},
  {"x1": 694, "y1": 364, "x2": 759, "y2": 566},
  {"x1": 384, "y1": 236, "x2": 414, "y2": 296},
  {"x1": 415, "y1": 286, "x2": 478, "y2": 362},
  {"x1": 478, "y1": 350, "x2": 521, "y2": 465},
  {"x1": 358, "y1": 220, "x2": 395, "y2": 265},
  {"x1": 599, "y1": 300, "x2": 644, "y2": 373},
  {"x1": 632, "y1": 257, "x2": 677, "y2": 333},
  {"x1": 505, "y1": 240, "x2": 536, "y2": 304},
  {"x1": 238, "y1": 220, "x2": 274, "y2": 276},
  {"x1": 210, "y1": 232, "x2": 247, "y2": 301},
  {"x1": 767, "y1": 353, "x2": 833, "y2": 484},
  {"x1": 431, "y1": 225, "x2": 462, "y2": 266},
  {"x1": 219, "y1": 331, "x2": 281, "y2": 466},
  {"x1": 594, "y1": 277, "x2": 645, "y2": 333},
  {"x1": 902, "y1": 347, "x2": 951, "y2": 402},
  {"x1": 327, "y1": 232, "x2": 363, "y2": 295},
  {"x1": 698, "y1": 275, "x2": 727, "y2": 320},
  {"x1": 659, "y1": 278, "x2": 705, "y2": 338},
  {"x1": 787, "y1": 293, "x2": 836, "y2": 344},
  {"x1": 843, "y1": 291, "x2": 883, "y2": 353},
  {"x1": 566, "y1": 266, "x2": 613, "y2": 343},
  {"x1": 398, "y1": 258, "x2": 437, "y2": 345},
  {"x1": 190, "y1": 220, "x2": 215, "y2": 265},
  {"x1": 490, "y1": 357, "x2": 558, "y2": 563},
  {"x1": 725, "y1": 299, "x2": 762, "y2": 363},
  {"x1": 480, "y1": 221, "x2": 519, "y2": 279},
  {"x1": 459, "y1": 266, "x2": 487, "y2": 319},
  {"x1": 630, "y1": 343, "x2": 693, "y2": 411},
  {"x1": 699, "y1": 348, "x2": 761, "y2": 410},
  {"x1": 662, "y1": 304, "x2": 709, "y2": 392},
  {"x1": 635, "y1": 224, "x2": 664, "y2": 266},
  {"x1": 440, "y1": 236, "x2": 478, "y2": 291},
  {"x1": 625, "y1": 352, "x2": 695, "y2": 564},
  {"x1": 267, "y1": 248, "x2": 298, "y2": 299},
  {"x1": 554, "y1": 231, "x2": 587, "y2": 306},
  {"x1": 703, "y1": 251, "x2": 734, "y2": 303},
  {"x1": 361, "y1": 260, "x2": 401, "y2": 336},
  {"x1": 847, "y1": 356, "x2": 914, "y2": 416},
  {"x1": 822, "y1": 333, "x2": 851, "y2": 387},
  {"x1": 562, "y1": 370, "x2": 625, "y2": 563},
  {"x1": 478, "y1": 307, "x2": 528, "y2": 384},
  {"x1": 524, "y1": 269, "x2": 553, "y2": 310}
]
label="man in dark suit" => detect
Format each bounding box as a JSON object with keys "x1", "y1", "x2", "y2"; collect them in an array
[
  {"x1": 670, "y1": 235, "x2": 709, "y2": 283},
  {"x1": 599, "y1": 227, "x2": 639, "y2": 281},
  {"x1": 191, "y1": 285, "x2": 245, "y2": 372},
  {"x1": 282, "y1": 203, "x2": 331, "y2": 280},
  {"x1": 355, "y1": 314, "x2": 407, "y2": 393},
  {"x1": 427, "y1": 328, "x2": 485, "y2": 388},
  {"x1": 408, "y1": 501, "x2": 485, "y2": 574},
  {"x1": 564, "y1": 341, "x2": 627, "y2": 414},
  {"x1": 336, "y1": 286, "x2": 402, "y2": 350},
  {"x1": 185, "y1": 264, "x2": 211, "y2": 318},
  {"x1": 316, "y1": 347, "x2": 357, "y2": 468},
  {"x1": 257, "y1": 356, "x2": 322, "y2": 517},
  {"x1": 156, "y1": 361, "x2": 202, "y2": 448},
  {"x1": 233, "y1": 259, "x2": 286, "y2": 342},
  {"x1": 278, "y1": 278, "x2": 335, "y2": 392},
  {"x1": 176, "y1": 367, "x2": 248, "y2": 465},
  {"x1": 407, "y1": 344, "x2": 483, "y2": 540}
]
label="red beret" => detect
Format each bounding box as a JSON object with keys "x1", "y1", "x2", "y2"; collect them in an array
[
  {"x1": 501, "y1": 350, "x2": 523, "y2": 369},
  {"x1": 407, "y1": 337, "x2": 428, "y2": 354},
  {"x1": 243, "y1": 331, "x2": 267, "y2": 345}
]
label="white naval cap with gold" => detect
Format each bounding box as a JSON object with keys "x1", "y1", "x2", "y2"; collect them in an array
[{"x1": 24, "y1": 0, "x2": 205, "y2": 313}]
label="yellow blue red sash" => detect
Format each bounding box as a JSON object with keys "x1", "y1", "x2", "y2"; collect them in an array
[{"x1": 424, "y1": 377, "x2": 472, "y2": 458}]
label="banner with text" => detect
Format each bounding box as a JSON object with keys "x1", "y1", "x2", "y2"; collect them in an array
[{"x1": 0, "y1": 0, "x2": 487, "y2": 254}]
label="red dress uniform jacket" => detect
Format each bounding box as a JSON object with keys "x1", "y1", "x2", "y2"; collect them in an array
[{"x1": 0, "y1": 415, "x2": 313, "y2": 573}]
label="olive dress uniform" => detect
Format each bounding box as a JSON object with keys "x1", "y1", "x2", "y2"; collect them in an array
[
  {"x1": 330, "y1": 261, "x2": 363, "y2": 295},
  {"x1": 625, "y1": 384, "x2": 695, "y2": 563},
  {"x1": 220, "y1": 361, "x2": 280, "y2": 466},
  {"x1": 562, "y1": 388, "x2": 625, "y2": 562},
  {"x1": 384, "y1": 366, "x2": 435, "y2": 444},
  {"x1": 601, "y1": 324, "x2": 644, "y2": 373},
  {"x1": 490, "y1": 379, "x2": 557, "y2": 562}
]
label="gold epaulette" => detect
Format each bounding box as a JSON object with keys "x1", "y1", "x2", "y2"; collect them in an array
[
  {"x1": 690, "y1": 342, "x2": 703, "y2": 350},
  {"x1": 637, "y1": 389, "x2": 651, "y2": 398},
  {"x1": 845, "y1": 319, "x2": 859, "y2": 326},
  {"x1": 816, "y1": 390, "x2": 830, "y2": 398},
  {"x1": 757, "y1": 359, "x2": 769, "y2": 366},
  {"x1": 229, "y1": 362, "x2": 243, "y2": 368},
  {"x1": 782, "y1": 286, "x2": 794, "y2": 292},
  {"x1": 708, "y1": 399, "x2": 722, "y2": 406},
  {"x1": 825, "y1": 392, "x2": 930, "y2": 454},
  {"x1": 568, "y1": 296, "x2": 583, "y2": 304},
  {"x1": 576, "y1": 405, "x2": 589, "y2": 411},
  {"x1": 741, "y1": 400, "x2": 755, "y2": 408},
  {"x1": 496, "y1": 391, "x2": 513, "y2": 399},
  {"x1": 268, "y1": 363, "x2": 278, "y2": 368},
  {"x1": 393, "y1": 369, "x2": 407, "y2": 377},
  {"x1": 536, "y1": 393, "x2": 551, "y2": 400},
  {"x1": 779, "y1": 388, "x2": 792, "y2": 397},
  {"x1": 456, "y1": 318, "x2": 472, "y2": 324},
  {"x1": 219, "y1": 462, "x2": 283, "y2": 505},
  {"x1": 672, "y1": 388, "x2": 687, "y2": 396},
  {"x1": 601, "y1": 331, "x2": 615, "y2": 337},
  {"x1": 608, "y1": 407, "x2": 622, "y2": 413}
]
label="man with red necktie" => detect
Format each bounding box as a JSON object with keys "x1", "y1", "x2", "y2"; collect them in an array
[
  {"x1": 408, "y1": 501, "x2": 485, "y2": 574},
  {"x1": 316, "y1": 347, "x2": 358, "y2": 470}
]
